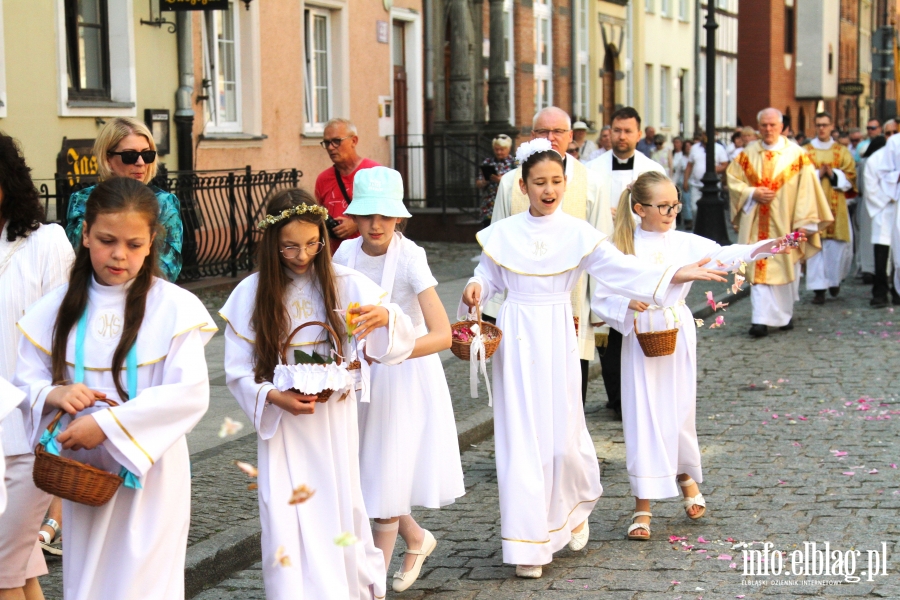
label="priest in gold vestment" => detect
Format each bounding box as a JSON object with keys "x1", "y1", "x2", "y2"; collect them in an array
[
  {"x1": 490, "y1": 106, "x2": 614, "y2": 399},
  {"x1": 727, "y1": 108, "x2": 834, "y2": 337},
  {"x1": 802, "y1": 112, "x2": 856, "y2": 303}
]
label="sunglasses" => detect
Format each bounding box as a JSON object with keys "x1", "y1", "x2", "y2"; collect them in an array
[
  {"x1": 867, "y1": 125, "x2": 879, "y2": 130},
  {"x1": 108, "y1": 150, "x2": 157, "y2": 165}
]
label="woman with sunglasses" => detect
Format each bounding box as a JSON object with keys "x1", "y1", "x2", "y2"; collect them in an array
[{"x1": 64, "y1": 117, "x2": 183, "y2": 282}]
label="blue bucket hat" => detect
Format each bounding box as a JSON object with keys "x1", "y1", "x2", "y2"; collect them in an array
[{"x1": 344, "y1": 166, "x2": 412, "y2": 218}]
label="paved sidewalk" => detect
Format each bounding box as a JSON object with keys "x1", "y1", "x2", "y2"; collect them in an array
[{"x1": 196, "y1": 278, "x2": 900, "y2": 599}]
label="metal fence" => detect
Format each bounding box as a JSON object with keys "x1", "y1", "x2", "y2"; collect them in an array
[
  {"x1": 38, "y1": 166, "x2": 302, "y2": 281},
  {"x1": 392, "y1": 133, "x2": 500, "y2": 216}
]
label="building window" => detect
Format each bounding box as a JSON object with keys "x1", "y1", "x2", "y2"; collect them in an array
[
  {"x1": 644, "y1": 64, "x2": 653, "y2": 123},
  {"x1": 534, "y1": 0, "x2": 553, "y2": 112},
  {"x1": 574, "y1": 0, "x2": 590, "y2": 119},
  {"x1": 304, "y1": 8, "x2": 332, "y2": 131},
  {"x1": 679, "y1": 0, "x2": 689, "y2": 21},
  {"x1": 646, "y1": 0, "x2": 654, "y2": 13},
  {"x1": 504, "y1": 0, "x2": 515, "y2": 124},
  {"x1": 203, "y1": 2, "x2": 242, "y2": 132},
  {"x1": 661, "y1": 0, "x2": 672, "y2": 17},
  {"x1": 784, "y1": 4, "x2": 794, "y2": 54},
  {"x1": 64, "y1": 0, "x2": 110, "y2": 100},
  {"x1": 660, "y1": 66, "x2": 670, "y2": 126}
]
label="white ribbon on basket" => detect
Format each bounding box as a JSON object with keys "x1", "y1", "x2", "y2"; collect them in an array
[{"x1": 468, "y1": 321, "x2": 494, "y2": 407}]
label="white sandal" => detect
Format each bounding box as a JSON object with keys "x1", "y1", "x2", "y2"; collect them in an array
[
  {"x1": 627, "y1": 511, "x2": 652, "y2": 540},
  {"x1": 515, "y1": 564, "x2": 543, "y2": 578},
  {"x1": 678, "y1": 477, "x2": 707, "y2": 520},
  {"x1": 392, "y1": 529, "x2": 436, "y2": 592},
  {"x1": 568, "y1": 520, "x2": 589, "y2": 551}
]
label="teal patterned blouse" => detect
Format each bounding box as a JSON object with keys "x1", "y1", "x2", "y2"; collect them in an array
[{"x1": 65, "y1": 184, "x2": 184, "y2": 282}]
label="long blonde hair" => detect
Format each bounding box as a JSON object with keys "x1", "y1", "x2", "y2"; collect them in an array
[
  {"x1": 93, "y1": 117, "x2": 158, "y2": 183},
  {"x1": 611, "y1": 171, "x2": 672, "y2": 255}
]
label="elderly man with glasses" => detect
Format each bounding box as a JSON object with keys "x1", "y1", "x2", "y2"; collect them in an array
[
  {"x1": 726, "y1": 107, "x2": 833, "y2": 337},
  {"x1": 487, "y1": 106, "x2": 612, "y2": 405},
  {"x1": 314, "y1": 118, "x2": 380, "y2": 253}
]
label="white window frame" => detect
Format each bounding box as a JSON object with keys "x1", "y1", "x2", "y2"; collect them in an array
[
  {"x1": 54, "y1": 0, "x2": 136, "y2": 117},
  {"x1": 533, "y1": 0, "x2": 553, "y2": 113},
  {"x1": 661, "y1": 0, "x2": 672, "y2": 17},
  {"x1": 504, "y1": 0, "x2": 515, "y2": 125},
  {"x1": 574, "y1": 0, "x2": 590, "y2": 119},
  {"x1": 303, "y1": 7, "x2": 333, "y2": 133},
  {"x1": 679, "y1": 0, "x2": 689, "y2": 21},
  {"x1": 660, "y1": 66, "x2": 669, "y2": 126},
  {"x1": 645, "y1": 0, "x2": 655, "y2": 13},
  {"x1": 202, "y1": 2, "x2": 243, "y2": 134},
  {"x1": 644, "y1": 64, "x2": 653, "y2": 124}
]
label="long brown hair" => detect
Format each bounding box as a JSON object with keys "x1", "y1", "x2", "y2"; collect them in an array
[
  {"x1": 52, "y1": 177, "x2": 162, "y2": 400},
  {"x1": 611, "y1": 171, "x2": 672, "y2": 256},
  {"x1": 251, "y1": 189, "x2": 344, "y2": 382}
]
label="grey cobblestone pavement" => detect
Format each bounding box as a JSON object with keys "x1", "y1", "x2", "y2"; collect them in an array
[{"x1": 194, "y1": 277, "x2": 900, "y2": 599}]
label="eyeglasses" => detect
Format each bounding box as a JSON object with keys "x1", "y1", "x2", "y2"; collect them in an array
[
  {"x1": 867, "y1": 125, "x2": 880, "y2": 130},
  {"x1": 107, "y1": 150, "x2": 156, "y2": 165},
  {"x1": 887, "y1": 131, "x2": 895, "y2": 137},
  {"x1": 814, "y1": 123, "x2": 831, "y2": 128},
  {"x1": 280, "y1": 241, "x2": 325, "y2": 259},
  {"x1": 320, "y1": 137, "x2": 351, "y2": 149},
  {"x1": 638, "y1": 202, "x2": 683, "y2": 216},
  {"x1": 533, "y1": 128, "x2": 571, "y2": 138}
]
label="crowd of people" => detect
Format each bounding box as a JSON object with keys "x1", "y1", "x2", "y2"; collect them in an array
[{"x1": 0, "y1": 102, "x2": 898, "y2": 600}]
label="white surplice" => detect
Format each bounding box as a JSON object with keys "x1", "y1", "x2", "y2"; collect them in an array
[
  {"x1": 866, "y1": 147, "x2": 897, "y2": 246},
  {"x1": 592, "y1": 228, "x2": 773, "y2": 499},
  {"x1": 458, "y1": 209, "x2": 680, "y2": 566},
  {"x1": 334, "y1": 235, "x2": 465, "y2": 518},
  {"x1": 15, "y1": 277, "x2": 216, "y2": 600},
  {"x1": 219, "y1": 265, "x2": 415, "y2": 600}
]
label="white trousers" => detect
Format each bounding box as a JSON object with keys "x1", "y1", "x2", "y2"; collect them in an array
[{"x1": 806, "y1": 239, "x2": 852, "y2": 290}]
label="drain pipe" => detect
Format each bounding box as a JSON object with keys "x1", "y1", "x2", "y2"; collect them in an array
[{"x1": 175, "y1": 11, "x2": 195, "y2": 171}]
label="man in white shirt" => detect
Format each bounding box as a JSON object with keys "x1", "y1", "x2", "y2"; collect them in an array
[
  {"x1": 683, "y1": 131, "x2": 729, "y2": 228},
  {"x1": 584, "y1": 107, "x2": 665, "y2": 416},
  {"x1": 491, "y1": 106, "x2": 612, "y2": 402}
]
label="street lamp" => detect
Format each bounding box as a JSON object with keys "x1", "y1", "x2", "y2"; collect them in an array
[{"x1": 692, "y1": 4, "x2": 731, "y2": 244}]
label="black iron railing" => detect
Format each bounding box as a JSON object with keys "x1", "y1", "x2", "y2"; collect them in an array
[
  {"x1": 391, "y1": 133, "x2": 501, "y2": 216},
  {"x1": 38, "y1": 166, "x2": 302, "y2": 281}
]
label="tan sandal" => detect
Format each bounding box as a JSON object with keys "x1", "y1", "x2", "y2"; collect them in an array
[
  {"x1": 627, "y1": 511, "x2": 652, "y2": 540},
  {"x1": 678, "y1": 477, "x2": 706, "y2": 520},
  {"x1": 392, "y1": 529, "x2": 436, "y2": 592}
]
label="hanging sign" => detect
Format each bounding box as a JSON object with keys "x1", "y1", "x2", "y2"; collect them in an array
[
  {"x1": 837, "y1": 81, "x2": 865, "y2": 96},
  {"x1": 160, "y1": 0, "x2": 230, "y2": 11}
]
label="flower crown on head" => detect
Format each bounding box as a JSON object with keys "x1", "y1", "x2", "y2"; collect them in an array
[
  {"x1": 515, "y1": 138, "x2": 557, "y2": 164},
  {"x1": 257, "y1": 203, "x2": 329, "y2": 230}
]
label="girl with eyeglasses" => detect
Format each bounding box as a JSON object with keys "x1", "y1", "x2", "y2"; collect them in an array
[
  {"x1": 65, "y1": 117, "x2": 184, "y2": 282},
  {"x1": 593, "y1": 171, "x2": 800, "y2": 541},
  {"x1": 219, "y1": 188, "x2": 417, "y2": 599}
]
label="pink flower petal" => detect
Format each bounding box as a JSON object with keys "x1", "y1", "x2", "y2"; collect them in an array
[
  {"x1": 869, "y1": 469, "x2": 879, "y2": 474},
  {"x1": 891, "y1": 464, "x2": 897, "y2": 469},
  {"x1": 730, "y1": 562, "x2": 737, "y2": 569},
  {"x1": 696, "y1": 549, "x2": 707, "y2": 553},
  {"x1": 718, "y1": 554, "x2": 733, "y2": 560},
  {"x1": 843, "y1": 472, "x2": 855, "y2": 476},
  {"x1": 832, "y1": 451, "x2": 848, "y2": 457},
  {"x1": 697, "y1": 536, "x2": 709, "y2": 543},
  {"x1": 669, "y1": 535, "x2": 687, "y2": 543}
]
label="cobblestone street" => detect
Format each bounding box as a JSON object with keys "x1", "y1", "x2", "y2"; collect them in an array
[{"x1": 195, "y1": 276, "x2": 900, "y2": 599}]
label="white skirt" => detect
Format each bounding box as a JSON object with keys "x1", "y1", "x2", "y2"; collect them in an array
[{"x1": 358, "y1": 354, "x2": 465, "y2": 519}]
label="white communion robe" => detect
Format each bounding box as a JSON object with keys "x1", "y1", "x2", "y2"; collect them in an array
[
  {"x1": 592, "y1": 228, "x2": 774, "y2": 499},
  {"x1": 0, "y1": 377, "x2": 25, "y2": 516},
  {"x1": 220, "y1": 265, "x2": 416, "y2": 600},
  {"x1": 15, "y1": 277, "x2": 216, "y2": 600},
  {"x1": 334, "y1": 235, "x2": 465, "y2": 519},
  {"x1": 458, "y1": 209, "x2": 681, "y2": 566},
  {"x1": 856, "y1": 154, "x2": 876, "y2": 274}
]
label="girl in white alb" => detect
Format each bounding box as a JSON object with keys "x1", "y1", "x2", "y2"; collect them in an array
[
  {"x1": 14, "y1": 178, "x2": 215, "y2": 600},
  {"x1": 460, "y1": 140, "x2": 731, "y2": 578},
  {"x1": 334, "y1": 167, "x2": 465, "y2": 593},
  {"x1": 219, "y1": 189, "x2": 416, "y2": 600},
  {"x1": 592, "y1": 171, "x2": 800, "y2": 540}
]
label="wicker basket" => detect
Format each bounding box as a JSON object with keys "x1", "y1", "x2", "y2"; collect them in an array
[
  {"x1": 279, "y1": 321, "x2": 360, "y2": 402},
  {"x1": 451, "y1": 306, "x2": 502, "y2": 361},
  {"x1": 33, "y1": 399, "x2": 124, "y2": 507},
  {"x1": 634, "y1": 317, "x2": 678, "y2": 357}
]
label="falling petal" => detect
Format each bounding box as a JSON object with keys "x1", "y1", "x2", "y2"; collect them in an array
[
  {"x1": 288, "y1": 484, "x2": 316, "y2": 505},
  {"x1": 334, "y1": 532, "x2": 359, "y2": 547},
  {"x1": 234, "y1": 460, "x2": 258, "y2": 478},
  {"x1": 218, "y1": 416, "x2": 244, "y2": 438},
  {"x1": 274, "y1": 545, "x2": 291, "y2": 567}
]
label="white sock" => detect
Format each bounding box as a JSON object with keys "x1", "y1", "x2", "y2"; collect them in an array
[{"x1": 372, "y1": 520, "x2": 400, "y2": 571}]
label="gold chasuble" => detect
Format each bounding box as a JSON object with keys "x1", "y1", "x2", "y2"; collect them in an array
[
  {"x1": 726, "y1": 137, "x2": 833, "y2": 285},
  {"x1": 802, "y1": 141, "x2": 856, "y2": 243},
  {"x1": 509, "y1": 160, "x2": 593, "y2": 360}
]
